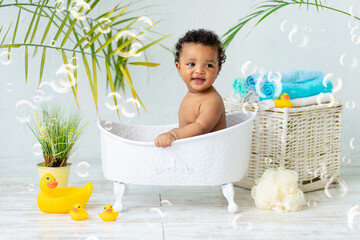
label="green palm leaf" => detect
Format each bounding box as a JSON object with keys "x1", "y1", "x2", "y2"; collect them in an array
[
  {"x1": 25, "y1": 46, "x2": 28, "y2": 83},
  {"x1": 38, "y1": 47, "x2": 46, "y2": 87},
  {"x1": 24, "y1": 1, "x2": 40, "y2": 43},
  {"x1": 128, "y1": 62, "x2": 160, "y2": 67},
  {"x1": 30, "y1": 0, "x2": 46, "y2": 44},
  {"x1": 1, "y1": 22, "x2": 13, "y2": 45},
  {"x1": 105, "y1": 60, "x2": 121, "y2": 119},
  {"x1": 62, "y1": 50, "x2": 79, "y2": 106},
  {"x1": 223, "y1": 0, "x2": 360, "y2": 48}
]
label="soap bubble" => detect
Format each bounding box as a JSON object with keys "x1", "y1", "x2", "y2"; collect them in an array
[
  {"x1": 307, "y1": 200, "x2": 317, "y2": 207},
  {"x1": 77, "y1": 161, "x2": 90, "y2": 178},
  {"x1": 280, "y1": 20, "x2": 287, "y2": 32},
  {"x1": 232, "y1": 214, "x2": 253, "y2": 231},
  {"x1": 1, "y1": 51, "x2": 11, "y2": 65},
  {"x1": 36, "y1": 88, "x2": 53, "y2": 102},
  {"x1": 264, "y1": 157, "x2": 272, "y2": 164},
  {"x1": 299, "y1": 30, "x2": 310, "y2": 48},
  {"x1": 339, "y1": 53, "x2": 358, "y2": 68},
  {"x1": 15, "y1": 100, "x2": 37, "y2": 123},
  {"x1": 347, "y1": 205, "x2": 360, "y2": 229},
  {"x1": 338, "y1": 178, "x2": 348, "y2": 197},
  {"x1": 104, "y1": 121, "x2": 113, "y2": 131},
  {"x1": 40, "y1": 64, "x2": 77, "y2": 94},
  {"x1": 27, "y1": 183, "x2": 35, "y2": 192},
  {"x1": 144, "y1": 207, "x2": 165, "y2": 228},
  {"x1": 160, "y1": 200, "x2": 172, "y2": 206},
  {"x1": 324, "y1": 176, "x2": 348, "y2": 198},
  {"x1": 349, "y1": 137, "x2": 356, "y2": 150},
  {"x1": 115, "y1": 31, "x2": 143, "y2": 58},
  {"x1": 342, "y1": 156, "x2": 352, "y2": 165},
  {"x1": 239, "y1": 60, "x2": 252, "y2": 77},
  {"x1": 121, "y1": 98, "x2": 141, "y2": 118},
  {"x1": 81, "y1": 27, "x2": 90, "y2": 38},
  {"x1": 98, "y1": 17, "x2": 112, "y2": 34},
  {"x1": 6, "y1": 82, "x2": 13, "y2": 92},
  {"x1": 70, "y1": 0, "x2": 90, "y2": 21},
  {"x1": 33, "y1": 143, "x2": 42, "y2": 156},
  {"x1": 55, "y1": 0, "x2": 66, "y2": 12},
  {"x1": 105, "y1": 92, "x2": 124, "y2": 111},
  {"x1": 322, "y1": 73, "x2": 342, "y2": 93},
  {"x1": 345, "y1": 101, "x2": 356, "y2": 109},
  {"x1": 320, "y1": 170, "x2": 328, "y2": 181},
  {"x1": 288, "y1": 24, "x2": 298, "y2": 42}
]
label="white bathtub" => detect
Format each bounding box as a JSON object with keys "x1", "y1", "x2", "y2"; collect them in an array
[{"x1": 98, "y1": 112, "x2": 256, "y2": 213}]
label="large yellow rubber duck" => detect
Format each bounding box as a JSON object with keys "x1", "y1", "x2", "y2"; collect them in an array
[
  {"x1": 69, "y1": 203, "x2": 88, "y2": 221},
  {"x1": 37, "y1": 173, "x2": 93, "y2": 213},
  {"x1": 275, "y1": 93, "x2": 293, "y2": 108},
  {"x1": 98, "y1": 204, "x2": 119, "y2": 221}
]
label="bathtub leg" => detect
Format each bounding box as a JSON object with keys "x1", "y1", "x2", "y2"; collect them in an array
[
  {"x1": 113, "y1": 181, "x2": 125, "y2": 212},
  {"x1": 222, "y1": 183, "x2": 239, "y2": 213}
]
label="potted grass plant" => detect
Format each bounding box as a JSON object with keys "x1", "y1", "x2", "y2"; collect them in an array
[{"x1": 27, "y1": 104, "x2": 87, "y2": 187}]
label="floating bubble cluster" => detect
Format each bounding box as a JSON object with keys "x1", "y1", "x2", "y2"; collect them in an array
[
  {"x1": 280, "y1": 20, "x2": 310, "y2": 47},
  {"x1": 40, "y1": 64, "x2": 77, "y2": 94}
]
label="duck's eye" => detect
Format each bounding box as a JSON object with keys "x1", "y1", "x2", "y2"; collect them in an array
[
  {"x1": 78, "y1": 206, "x2": 80, "y2": 208},
  {"x1": 46, "y1": 177, "x2": 49, "y2": 181},
  {"x1": 54, "y1": 178, "x2": 56, "y2": 181},
  {"x1": 104, "y1": 207, "x2": 106, "y2": 209}
]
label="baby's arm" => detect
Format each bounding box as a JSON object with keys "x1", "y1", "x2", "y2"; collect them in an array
[{"x1": 154, "y1": 98, "x2": 223, "y2": 147}]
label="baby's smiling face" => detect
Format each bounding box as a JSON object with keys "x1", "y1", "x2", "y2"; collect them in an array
[{"x1": 176, "y1": 43, "x2": 221, "y2": 94}]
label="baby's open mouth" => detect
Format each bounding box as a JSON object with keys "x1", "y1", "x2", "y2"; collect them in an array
[{"x1": 192, "y1": 78, "x2": 205, "y2": 84}]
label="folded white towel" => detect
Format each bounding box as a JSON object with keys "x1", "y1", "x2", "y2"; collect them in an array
[{"x1": 258, "y1": 92, "x2": 336, "y2": 110}]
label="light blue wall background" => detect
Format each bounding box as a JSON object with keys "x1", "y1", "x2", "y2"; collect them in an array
[{"x1": 1, "y1": 0, "x2": 359, "y2": 164}]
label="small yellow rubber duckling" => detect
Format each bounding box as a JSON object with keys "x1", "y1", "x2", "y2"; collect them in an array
[
  {"x1": 98, "y1": 204, "x2": 119, "y2": 221},
  {"x1": 69, "y1": 203, "x2": 88, "y2": 221},
  {"x1": 275, "y1": 93, "x2": 293, "y2": 108}
]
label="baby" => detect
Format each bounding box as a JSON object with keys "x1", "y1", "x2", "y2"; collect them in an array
[{"x1": 155, "y1": 29, "x2": 226, "y2": 147}]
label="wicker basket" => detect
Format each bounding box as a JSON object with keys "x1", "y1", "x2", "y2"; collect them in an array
[{"x1": 224, "y1": 98, "x2": 343, "y2": 192}]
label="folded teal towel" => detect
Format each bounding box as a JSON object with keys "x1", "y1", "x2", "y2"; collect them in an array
[
  {"x1": 246, "y1": 70, "x2": 325, "y2": 91},
  {"x1": 245, "y1": 70, "x2": 333, "y2": 101},
  {"x1": 232, "y1": 78, "x2": 248, "y2": 97}
]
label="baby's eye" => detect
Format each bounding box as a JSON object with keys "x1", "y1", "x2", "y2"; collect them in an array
[
  {"x1": 205, "y1": 64, "x2": 213, "y2": 68},
  {"x1": 187, "y1": 63, "x2": 195, "y2": 66}
]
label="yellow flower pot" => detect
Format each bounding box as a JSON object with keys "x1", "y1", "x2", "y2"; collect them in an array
[{"x1": 37, "y1": 163, "x2": 72, "y2": 187}]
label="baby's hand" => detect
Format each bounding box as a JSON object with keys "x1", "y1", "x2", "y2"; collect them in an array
[{"x1": 154, "y1": 132, "x2": 176, "y2": 148}]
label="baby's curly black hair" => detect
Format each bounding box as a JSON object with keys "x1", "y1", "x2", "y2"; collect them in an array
[{"x1": 174, "y1": 29, "x2": 226, "y2": 66}]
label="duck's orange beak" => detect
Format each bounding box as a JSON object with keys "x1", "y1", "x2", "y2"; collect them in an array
[
  {"x1": 106, "y1": 208, "x2": 113, "y2": 213},
  {"x1": 72, "y1": 208, "x2": 79, "y2": 212},
  {"x1": 47, "y1": 181, "x2": 58, "y2": 189}
]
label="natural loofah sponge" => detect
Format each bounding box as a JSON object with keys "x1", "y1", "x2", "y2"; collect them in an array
[{"x1": 251, "y1": 167, "x2": 306, "y2": 212}]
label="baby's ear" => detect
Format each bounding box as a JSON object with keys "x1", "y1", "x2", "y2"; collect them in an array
[
  {"x1": 217, "y1": 65, "x2": 222, "y2": 75},
  {"x1": 175, "y1": 61, "x2": 181, "y2": 72}
]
